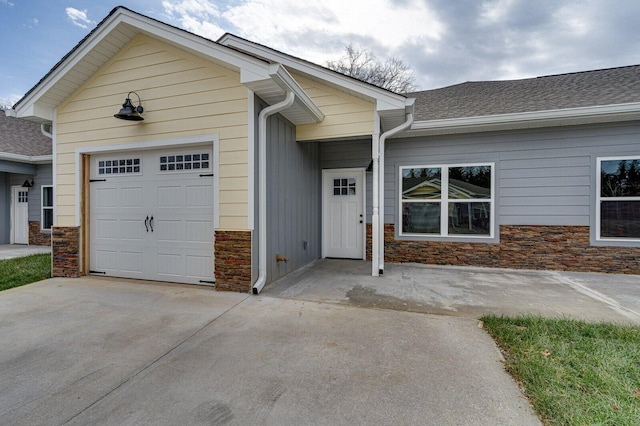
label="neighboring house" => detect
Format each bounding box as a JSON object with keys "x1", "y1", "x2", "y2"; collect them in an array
[
  {"x1": 0, "y1": 112, "x2": 52, "y2": 246},
  {"x1": 7, "y1": 7, "x2": 640, "y2": 292}
]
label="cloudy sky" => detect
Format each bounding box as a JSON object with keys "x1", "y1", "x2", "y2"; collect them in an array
[{"x1": 1, "y1": 0, "x2": 639, "y2": 105}]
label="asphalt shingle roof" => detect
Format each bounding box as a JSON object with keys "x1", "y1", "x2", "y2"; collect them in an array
[
  {"x1": 0, "y1": 112, "x2": 52, "y2": 156},
  {"x1": 407, "y1": 65, "x2": 640, "y2": 121}
]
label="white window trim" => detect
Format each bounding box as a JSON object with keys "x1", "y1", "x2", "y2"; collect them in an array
[
  {"x1": 398, "y1": 162, "x2": 495, "y2": 239},
  {"x1": 41, "y1": 185, "x2": 53, "y2": 232},
  {"x1": 596, "y1": 156, "x2": 640, "y2": 242}
]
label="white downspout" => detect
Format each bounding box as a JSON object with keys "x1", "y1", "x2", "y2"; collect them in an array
[
  {"x1": 377, "y1": 112, "x2": 413, "y2": 274},
  {"x1": 41, "y1": 123, "x2": 52, "y2": 139},
  {"x1": 371, "y1": 131, "x2": 380, "y2": 277},
  {"x1": 252, "y1": 91, "x2": 295, "y2": 294}
]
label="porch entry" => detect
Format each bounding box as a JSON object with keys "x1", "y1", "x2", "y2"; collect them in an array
[
  {"x1": 322, "y1": 168, "x2": 365, "y2": 259},
  {"x1": 11, "y1": 186, "x2": 29, "y2": 244}
]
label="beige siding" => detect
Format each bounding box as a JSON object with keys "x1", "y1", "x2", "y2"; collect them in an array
[
  {"x1": 293, "y1": 73, "x2": 375, "y2": 141},
  {"x1": 56, "y1": 34, "x2": 249, "y2": 229}
]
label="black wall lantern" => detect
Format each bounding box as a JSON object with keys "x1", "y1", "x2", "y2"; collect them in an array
[
  {"x1": 114, "y1": 91, "x2": 144, "y2": 121},
  {"x1": 22, "y1": 178, "x2": 34, "y2": 188}
]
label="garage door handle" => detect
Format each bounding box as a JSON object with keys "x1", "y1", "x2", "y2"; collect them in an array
[
  {"x1": 149, "y1": 215, "x2": 154, "y2": 232},
  {"x1": 145, "y1": 215, "x2": 149, "y2": 232}
]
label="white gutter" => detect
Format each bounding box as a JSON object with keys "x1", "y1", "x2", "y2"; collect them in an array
[
  {"x1": 408, "y1": 102, "x2": 640, "y2": 136},
  {"x1": 376, "y1": 112, "x2": 413, "y2": 275},
  {"x1": 0, "y1": 152, "x2": 52, "y2": 164},
  {"x1": 252, "y1": 90, "x2": 296, "y2": 295}
]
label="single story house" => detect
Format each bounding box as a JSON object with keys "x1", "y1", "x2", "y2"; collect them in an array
[
  {"x1": 7, "y1": 6, "x2": 640, "y2": 292},
  {"x1": 0, "y1": 112, "x2": 52, "y2": 246}
]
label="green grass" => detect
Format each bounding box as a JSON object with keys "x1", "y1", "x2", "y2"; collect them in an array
[
  {"x1": 0, "y1": 254, "x2": 51, "y2": 291},
  {"x1": 481, "y1": 315, "x2": 640, "y2": 426}
]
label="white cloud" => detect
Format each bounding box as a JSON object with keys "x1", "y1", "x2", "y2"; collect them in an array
[
  {"x1": 65, "y1": 7, "x2": 95, "y2": 29},
  {"x1": 0, "y1": 0, "x2": 14, "y2": 7},
  {"x1": 162, "y1": 0, "x2": 225, "y2": 39}
]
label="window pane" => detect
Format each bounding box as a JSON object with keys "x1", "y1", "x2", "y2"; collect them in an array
[
  {"x1": 43, "y1": 187, "x2": 53, "y2": 207},
  {"x1": 601, "y1": 201, "x2": 640, "y2": 238},
  {"x1": 402, "y1": 168, "x2": 441, "y2": 200},
  {"x1": 402, "y1": 202, "x2": 440, "y2": 234},
  {"x1": 449, "y1": 166, "x2": 491, "y2": 199},
  {"x1": 601, "y1": 159, "x2": 640, "y2": 197},
  {"x1": 43, "y1": 209, "x2": 53, "y2": 230},
  {"x1": 448, "y1": 202, "x2": 491, "y2": 235}
]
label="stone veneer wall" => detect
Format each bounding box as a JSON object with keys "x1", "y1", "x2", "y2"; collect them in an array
[
  {"x1": 367, "y1": 224, "x2": 640, "y2": 274},
  {"x1": 29, "y1": 221, "x2": 52, "y2": 246},
  {"x1": 215, "y1": 230, "x2": 252, "y2": 292},
  {"x1": 52, "y1": 226, "x2": 80, "y2": 278}
]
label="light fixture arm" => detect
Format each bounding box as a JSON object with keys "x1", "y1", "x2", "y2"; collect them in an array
[{"x1": 128, "y1": 91, "x2": 144, "y2": 114}]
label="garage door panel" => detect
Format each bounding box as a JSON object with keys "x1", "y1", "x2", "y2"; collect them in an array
[
  {"x1": 120, "y1": 219, "x2": 145, "y2": 241},
  {"x1": 90, "y1": 147, "x2": 215, "y2": 285},
  {"x1": 186, "y1": 184, "x2": 214, "y2": 207},
  {"x1": 120, "y1": 187, "x2": 144, "y2": 208},
  {"x1": 95, "y1": 188, "x2": 118, "y2": 208},
  {"x1": 155, "y1": 220, "x2": 184, "y2": 242},
  {"x1": 156, "y1": 186, "x2": 184, "y2": 207},
  {"x1": 186, "y1": 220, "x2": 212, "y2": 243}
]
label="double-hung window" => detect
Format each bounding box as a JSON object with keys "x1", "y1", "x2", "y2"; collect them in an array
[
  {"x1": 597, "y1": 157, "x2": 640, "y2": 241},
  {"x1": 41, "y1": 185, "x2": 53, "y2": 231},
  {"x1": 399, "y1": 163, "x2": 494, "y2": 238}
]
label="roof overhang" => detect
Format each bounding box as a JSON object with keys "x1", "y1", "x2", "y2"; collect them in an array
[
  {"x1": 218, "y1": 33, "x2": 411, "y2": 131},
  {"x1": 11, "y1": 7, "x2": 322, "y2": 126},
  {"x1": 0, "y1": 153, "x2": 52, "y2": 165},
  {"x1": 404, "y1": 102, "x2": 640, "y2": 137}
]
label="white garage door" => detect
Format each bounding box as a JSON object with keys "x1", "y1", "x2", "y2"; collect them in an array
[{"x1": 90, "y1": 147, "x2": 215, "y2": 285}]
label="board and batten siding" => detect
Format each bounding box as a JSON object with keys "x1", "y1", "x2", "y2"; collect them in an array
[
  {"x1": 293, "y1": 73, "x2": 375, "y2": 141},
  {"x1": 55, "y1": 34, "x2": 250, "y2": 230},
  {"x1": 266, "y1": 113, "x2": 321, "y2": 283},
  {"x1": 388, "y1": 122, "x2": 640, "y2": 227}
]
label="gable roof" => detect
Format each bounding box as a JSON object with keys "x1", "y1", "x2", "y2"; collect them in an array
[
  {"x1": 9, "y1": 7, "x2": 323, "y2": 126},
  {"x1": 0, "y1": 112, "x2": 51, "y2": 162},
  {"x1": 407, "y1": 65, "x2": 640, "y2": 136}
]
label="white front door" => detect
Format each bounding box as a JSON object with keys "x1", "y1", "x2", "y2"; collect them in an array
[
  {"x1": 89, "y1": 148, "x2": 215, "y2": 285},
  {"x1": 12, "y1": 186, "x2": 29, "y2": 244},
  {"x1": 322, "y1": 169, "x2": 365, "y2": 259}
]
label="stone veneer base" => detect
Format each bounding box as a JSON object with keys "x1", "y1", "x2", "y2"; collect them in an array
[
  {"x1": 215, "y1": 230, "x2": 252, "y2": 292},
  {"x1": 52, "y1": 226, "x2": 80, "y2": 278},
  {"x1": 368, "y1": 224, "x2": 640, "y2": 274},
  {"x1": 29, "y1": 221, "x2": 52, "y2": 246}
]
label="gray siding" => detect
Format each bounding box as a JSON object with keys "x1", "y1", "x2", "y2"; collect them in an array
[
  {"x1": 387, "y1": 122, "x2": 640, "y2": 227},
  {"x1": 28, "y1": 164, "x2": 53, "y2": 222},
  {"x1": 266, "y1": 113, "x2": 321, "y2": 283}
]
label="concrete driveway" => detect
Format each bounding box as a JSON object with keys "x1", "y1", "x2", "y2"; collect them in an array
[
  {"x1": 263, "y1": 259, "x2": 640, "y2": 325},
  {"x1": 0, "y1": 276, "x2": 540, "y2": 425},
  {"x1": 0, "y1": 244, "x2": 51, "y2": 260}
]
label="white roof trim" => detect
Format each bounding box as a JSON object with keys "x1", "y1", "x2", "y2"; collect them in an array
[
  {"x1": 218, "y1": 34, "x2": 408, "y2": 112},
  {"x1": 268, "y1": 65, "x2": 324, "y2": 123},
  {"x1": 406, "y1": 102, "x2": 640, "y2": 136},
  {"x1": 13, "y1": 7, "x2": 273, "y2": 121},
  {"x1": 0, "y1": 153, "x2": 52, "y2": 164}
]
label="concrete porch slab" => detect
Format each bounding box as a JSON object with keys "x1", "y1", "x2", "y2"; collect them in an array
[{"x1": 263, "y1": 259, "x2": 640, "y2": 324}]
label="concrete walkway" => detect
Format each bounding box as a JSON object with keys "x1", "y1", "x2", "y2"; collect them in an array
[
  {"x1": 263, "y1": 259, "x2": 640, "y2": 324},
  {"x1": 0, "y1": 244, "x2": 51, "y2": 260},
  {"x1": 0, "y1": 277, "x2": 540, "y2": 425}
]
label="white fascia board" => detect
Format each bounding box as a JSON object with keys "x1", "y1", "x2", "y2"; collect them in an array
[
  {"x1": 15, "y1": 8, "x2": 271, "y2": 120},
  {"x1": 218, "y1": 34, "x2": 407, "y2": 112},
  {"x1": 269, "y1": 64, "x2": 324, "y2": 123},
  {"x1": 117, "y1": 12, "x2": 270, "y2": 77},
  {"x1": 409, "y1": 102, "x2": 640, "y2": 135},
  {"x1": 0, "y1": 153, "x2": 52, "y2": 164}
]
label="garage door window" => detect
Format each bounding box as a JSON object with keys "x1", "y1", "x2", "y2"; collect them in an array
[
  {"x1": 98, "y1": 158, "x2": 141, "y2": 175},
  {"x1": 159, "y1": 153, "x2": 210, "y2": 172}
]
